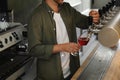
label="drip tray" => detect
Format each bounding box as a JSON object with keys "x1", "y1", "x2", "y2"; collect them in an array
[{"x1": 78, "y1": 45, "x2": 116, "y2": 80}]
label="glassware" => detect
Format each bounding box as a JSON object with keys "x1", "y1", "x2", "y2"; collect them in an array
[
  {"x1": 78, "y1": 37, "x2": 89, "y2": 46},
  {"x1": 71, "y1": 52, "x2": 79, "y2": 56},
  {"x1": 78, "y1": 31, "x2": 91, "y2": 46},
  {"x1": 71, "y1": 30, "x2": 92, "y2": 56}
]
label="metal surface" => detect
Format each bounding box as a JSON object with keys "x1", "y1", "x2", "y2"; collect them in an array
[
  {"x1": 0, "y1": 22, "x2": 32, "y2": 80},
  {"x1": 77, "y1": 44, "x2": 115, "y2": 80},
  {"x1": 0, "y1": 22, "x2": 27, "y2": 52},
  {"x1": 8, "y1": 0, "x2": 42, "y2": 24},
  {"x1": 98, "y1": 10, "x2": 120, "y2": 47}
]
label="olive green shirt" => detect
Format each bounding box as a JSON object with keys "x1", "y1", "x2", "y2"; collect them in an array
[{"x1": 28, "y1": 1, "x2": 89, "y2": 80}]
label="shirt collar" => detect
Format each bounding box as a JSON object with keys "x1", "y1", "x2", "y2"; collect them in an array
[
  {"x1": 42, "y1": 0, "x2": 54, "y2": 13},
  {"x1": 42, "y1": 0, "x2": 63, "y2": 13}
]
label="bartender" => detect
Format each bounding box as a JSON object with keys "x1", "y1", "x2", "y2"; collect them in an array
[{"x1": 28, "y1": 0, "x2": 99, "y2": 80}]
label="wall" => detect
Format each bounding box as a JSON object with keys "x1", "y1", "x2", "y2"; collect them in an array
[
  {"x1": 7, "y1": 0, "x2": 112, "y2": 24},
  {"x1": 8, "y1": 0, "x2": 42, "y2": 24},
  {"x1": 68, "y1": 0, "x2": 91, "y2": 12},
  {"x1": 91, "y1": 0, "x2": 111, "y2": 9},
  {"x1": 7, "y1": 0, "x2": 92, "y2": 24},
  {"x1": 64, "y1": 0, "x2": 81, "y2": 7}
]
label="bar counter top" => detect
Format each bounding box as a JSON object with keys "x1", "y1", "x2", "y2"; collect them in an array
[{"x1": 72, "y1": 40, "x2": 120, "y2": 80}]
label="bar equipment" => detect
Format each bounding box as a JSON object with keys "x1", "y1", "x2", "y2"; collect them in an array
[
  {"x1": 98, "y1": 11, "x2": 120, "y2": 47},
  {"x1": 0, "y1": 22, "x2": 32, "y2": 80}
]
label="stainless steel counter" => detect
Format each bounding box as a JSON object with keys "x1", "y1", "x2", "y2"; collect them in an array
[{"x1": 72, "y1": 40, "x2": 120, "y2": 80}]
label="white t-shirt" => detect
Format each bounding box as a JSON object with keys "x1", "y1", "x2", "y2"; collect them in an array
[{"x1": 53, "y1": 12, "x2": 70, "y2": 78}]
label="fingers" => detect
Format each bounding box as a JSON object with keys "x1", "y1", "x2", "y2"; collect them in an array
[
  {"x1": 89, "y1": 10, "x2": 99, "y2": 15},
  {"x1": 92, "y1": 14, "x2": 100, "y2": 23},
  {"x1": 89, "y1": 10, "x2": 100, "y2": 24},
  {"x1": 93, "y1": 18, "x2": 100, "y2": 24},
  {"x1": 62, "y1": 42, "x2": 81, "y2": 53}
]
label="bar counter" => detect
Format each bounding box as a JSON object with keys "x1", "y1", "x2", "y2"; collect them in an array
[{"x1": 72, "y1": 40, "x2": 120, "y2": 80}]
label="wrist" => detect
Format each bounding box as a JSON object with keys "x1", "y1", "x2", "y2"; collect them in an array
[{"x1": 53, "y1": 44, "x2": 63, "y2": 53}]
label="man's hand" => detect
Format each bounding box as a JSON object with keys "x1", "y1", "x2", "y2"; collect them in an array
[
  {"x1": 89, "y1": 10, "x2": 100, "y2": 24},
  {"x1": 53, "y1": 42, "x2": 81, "y2": 54}
]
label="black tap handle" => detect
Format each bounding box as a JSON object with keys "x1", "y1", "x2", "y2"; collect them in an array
[{"x1": 98, "y1": 9, "x2": 103, "y2": 17}]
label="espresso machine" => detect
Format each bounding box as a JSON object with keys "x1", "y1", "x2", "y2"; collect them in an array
[{"x1": 0, "y1": 22, "x2": 32, "y2": 80}]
